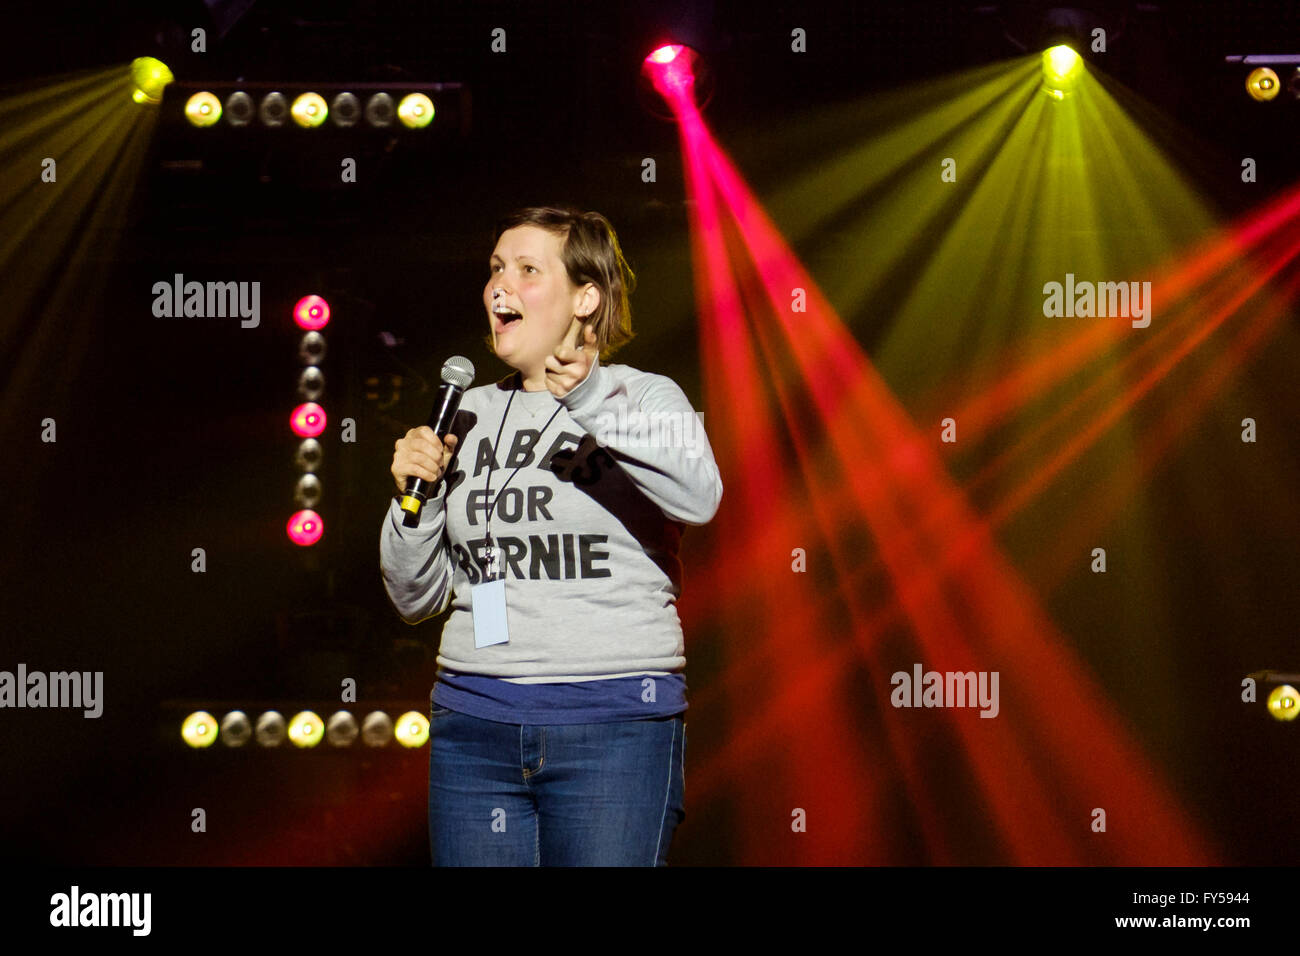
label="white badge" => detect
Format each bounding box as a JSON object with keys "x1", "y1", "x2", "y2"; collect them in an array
[{"x1": 471, "y1": 544, "x2": 509, "y2": 647}]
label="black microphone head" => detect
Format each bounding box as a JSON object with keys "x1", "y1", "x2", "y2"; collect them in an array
[{"x1": 441, "y1": 355, "x2": 475, "y2": 390}]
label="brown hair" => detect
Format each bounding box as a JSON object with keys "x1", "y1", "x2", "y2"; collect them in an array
[{"x1": 482, "y1": 205, "x2": 636, "y2": 362}]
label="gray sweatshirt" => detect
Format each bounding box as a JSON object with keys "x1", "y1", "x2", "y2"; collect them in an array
[{"x1": 380, "y1": 356, "x2": 723, "y2": 682}]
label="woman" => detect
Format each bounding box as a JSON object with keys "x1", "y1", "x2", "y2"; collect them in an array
[{"x1": 380, "y1": 205, "x2": 723, "y2": 866}]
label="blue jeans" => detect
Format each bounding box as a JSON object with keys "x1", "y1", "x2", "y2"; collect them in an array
[{"x1": 428, "y1": 707, "x2": 687, "y2": 866}]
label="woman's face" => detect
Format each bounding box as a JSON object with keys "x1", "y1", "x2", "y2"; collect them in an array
[{"x1": 484, "y1": 224, "x2": 595, "y2": 376}]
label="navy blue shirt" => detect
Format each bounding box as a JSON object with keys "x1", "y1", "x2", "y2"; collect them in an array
[{"x1": 433, "y1": 669, "x2": 687, "y2": 724}]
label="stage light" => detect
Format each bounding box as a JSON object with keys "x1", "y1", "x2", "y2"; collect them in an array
[
  {"x1": 642, "y1": 42, "x2": 699, "y2": 101},
  {"x1": 1041, "y1": 45, "x2": 1084, "y2": 99},
  {"x1": 395, "y1": 711, "x2": 430, "y2": 747},
  {"x1": 220, "y1": 710, "x2": 252, "y2": 747},
  {"x1": 326, "y1": 711, "x2": 359, "y2": 747},
  {"x1": 221, "y1": 91, "x2": 253, "y2": 126},
  {"x1": 256, "y1": 710, "x2": 287, "y2": 746},
  {"x1": 184, "y1": 91, "x2": 222, "y2": 127},
  {"x1": 1046, "y1": 45, "x2": 1079, "y2": 75},
  {"x1": 1288, "y1": 69, "x2": 1300, "y2": 99},
  {"x1": 331, "y1": 92, "x2": 360, "y2": 127},
  {"x1": 294, "y1": 474, "x2": 322, "y2": 508},
  {"x1": 291, "y1": 92, "x2": 328, "y2": 128},
  {"x1": 130, "y1": 57, "x2": 173, "y2": 105},
  {"x1": 294, "y1": 295, "x2": 330, "y2": 330},
  {"x1": 290, "y1": 402, "x2": 326, "y2": 438},
  {"x1": 181, "y1": 711, "x2": 218, "y2": 748},
  {"x1": 297, "y1": 366, "x2": 325, "y2": 401},
  {"x1": 1246, "y1": 67, "x2": 1281, "y2": 102},
  {"x1": 397, "y1": 93, "x2": 435, "y2": 129},
  {"x1": 365, "y1": 92, "x2": 395, "y2": 127},
  {"x1": 259, "y1": 92, "x2": 288, "y2": 127},
  {"x1": 647, "y1": 44, "x2": 683, "y2": 65},
  {"x1": 639, "y1": 42, "x2": 715, "y2": 117},
  {"x1": 287, "y1": 509, "x2": 324, "y2": 546},
  {"x1": 295, "y1": 438, "x2": 323, "y2": 471},
  {"x1": 361, "y1": 710, "x2": 393, "y2": 747},
  {"x1": 288, "y1": 710, "x2": 325, "y2": 747},
  {"x1": 299, "y1": 331, "x2": 326, "y2": 364},
  {"x1": 1267, "y1": 684, "x2": 1299, "y2": 721}
]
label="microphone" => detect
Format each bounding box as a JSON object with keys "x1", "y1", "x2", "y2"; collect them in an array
[{"x1": 400, "y1": 355, "x2": 474, "y2": 527}]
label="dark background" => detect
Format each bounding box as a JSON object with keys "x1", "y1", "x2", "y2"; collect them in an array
[{"x1": 1, "y1": 0, "x2": 1297, "y2": 864}]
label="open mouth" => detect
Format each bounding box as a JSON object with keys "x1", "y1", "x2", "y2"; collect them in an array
[{"x1": 493, "y1": 306, "x2": 523, "y2": 332}]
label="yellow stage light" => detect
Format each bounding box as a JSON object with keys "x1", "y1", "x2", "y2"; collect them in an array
[
  {"x1": 1246, "y1": 67, "x2": 1281, "y2": 102},
  {"x1": 130, "y1": 57, "x2": 173, "y2": 105},
  {"x1": 394, "y1": 711, "x2": 429, "y2": 747},
  {"x1": 1267, "y1": 684, "x2": 1299, "y2": 721},
  {"x1": 181, "y1": 711, "x2": 218, "y2": 748},
  {"x1": 288, "y1": 710, "x2": 325, "y2": 747},
  {"x1": 398, "y1": 93, "x2": 435, "y2": 129},
  {"x1": 1041, "y1": 45, "x2": 1084, "y2": 99},
  {"x1": 291, "y1": 92, "x2": 328, "y2": 128},
  {"x1": 185, "y1": 92, "x2": 222, "y2": 127}
]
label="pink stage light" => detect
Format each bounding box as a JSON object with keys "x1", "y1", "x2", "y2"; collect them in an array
[
  {"x1": 293, "y1": 295, "x2": 331, "y2": 331},
  {"x1": 646, "y1": 44, "x2": 682, "y2": 65},
  {"x1": 290, "y1": 402, "x2": 326, "y2": 438},
  {"x1": 286, "y1": 510, "x2": 324, "y2": 546},
  {"x1": 642, "y1": 42, "x2": 697, "y2": 102}
]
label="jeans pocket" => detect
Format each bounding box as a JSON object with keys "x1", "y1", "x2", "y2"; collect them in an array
[{"x1": 430, "y1": 706, "x2": 454, "y2": 718}]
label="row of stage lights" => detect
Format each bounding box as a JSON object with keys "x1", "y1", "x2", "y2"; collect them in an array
[
  {"x1": 183, "y1": 89, "x2": 435, "y2": 129},
  {"x1": 288, "y1": 295, "x2": 329, "y2": 547},
  {"x1": 181, "y1": 709, "x2": 430, "y2": 749},
  {"x1": 129, "y1": 57, "x2": 436, "y2": 129}
]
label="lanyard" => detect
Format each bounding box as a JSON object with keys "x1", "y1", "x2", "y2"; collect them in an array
[{"x1": 482, "y1": 372, "x2": 563, "y2": 547}]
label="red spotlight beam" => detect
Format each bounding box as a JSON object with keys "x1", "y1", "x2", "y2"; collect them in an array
[
  {"x1": 688, "y1": 225, "x2": 1300, "y2": 757},
  {"x1": 685, "y1": 149, "x2": 1300, "y2": 699},
  {"x1": 686, "y1": 126, "x2": 1216, "y2": 863},
  {"x1": 740, "y1": 239, "x2": 968, "y2": 863},
  {"x1": 678, "y1": 95, "x2": 884, "y2": 863}
]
